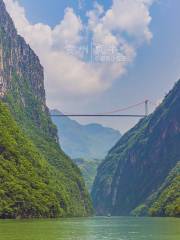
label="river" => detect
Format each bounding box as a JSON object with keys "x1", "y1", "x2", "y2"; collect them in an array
[{"x1": 0, "y1": 217, "x2": 179, "y2": 240}]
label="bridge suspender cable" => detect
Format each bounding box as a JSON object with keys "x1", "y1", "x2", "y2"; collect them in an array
[{"x1": 50, "y1": 100, "x2": 152, "y2": 118}]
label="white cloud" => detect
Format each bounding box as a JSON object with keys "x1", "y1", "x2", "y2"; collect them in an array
[
  {"x1": 102, "y1": 0, "x2": 153, "y2": 42},
  {"x1": 4, "y1": 0, "x2": 155, "y2": 108},
  {"x1": 52, "y1": 8, "x2": 83, "y2": 49}
]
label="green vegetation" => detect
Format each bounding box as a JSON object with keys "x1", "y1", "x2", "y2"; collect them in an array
[
  {"x1": 51, "y1": 110, "x2": 120, "y2": 194},
  {"x1": 0, "y1": 101, "x2": 92, "y2": 218},
  {"x1": 73, "y1": 158, "x2": 101, "y2": 192},
  {"x1": 132, "y1": 163, "x2": 180, "y2": 217},
  {"x1": 148, "y1": 163, "x2": 180, "y2": 217},
  {"x1": 1, "y1": 60, "x2": 92, "y2": 219},
  {"x1": 0, "y1": 1, "x2": 93, "y2": 218},
  {"x1": 92, "y1": 80, "x2": 180, "y2": 217}
]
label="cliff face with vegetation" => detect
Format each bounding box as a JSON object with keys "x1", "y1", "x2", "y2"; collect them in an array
[
  {"x1": 0, "y1": 102, "x2": 88, "y2": 218},
  {"x1": 0, "y1": 0, "x2": 93, "y2": 218},
  {"x1": 73, "y1": 158, "x2": 102, "y2": 192},
  {"x1": 133, "y1": 162, "x2": 180, "y2": 217},
  {"x1": 92, "y1": 80, "x2": 180, "y2": 217}
]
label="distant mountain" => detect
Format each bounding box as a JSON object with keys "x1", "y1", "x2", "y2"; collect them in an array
[
  {"x1": 51, "y1": 110, "x2": 121, "y2": 191},
  {"x1": 73, "y1": 158, "x2": 101, "y2": 192},
  {"x1": 51, "y1": 110, "x2": 121, "y2": 159},
  {"x1": 92, "y1": 80, "x2": 180, "y2": 217},
  {"x1": 0, "y1": 0, "x2": 92, "y2": 218}
]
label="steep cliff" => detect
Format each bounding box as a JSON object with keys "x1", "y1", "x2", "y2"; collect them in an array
[
  {"x1": 0, "y1": 0, "x2": 54, "y2": 138},
  {"x1": 92, "y1": 80, "x2": 180, "y2": 217},
  {"x1": 0, "y1": 0, "x2": 93, "y2": 218}
]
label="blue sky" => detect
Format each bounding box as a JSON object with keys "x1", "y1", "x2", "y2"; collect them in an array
[
  {"x1": 8, "y1": 0, "x2": 180, "y2": 133},
  {"x1": 18, "y1": 0, "x2": 112, "y2": 26}
]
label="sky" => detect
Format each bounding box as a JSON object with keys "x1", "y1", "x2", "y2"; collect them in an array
[{"x1": 4, "y1": 0, "x2": 180, "y2": 133}]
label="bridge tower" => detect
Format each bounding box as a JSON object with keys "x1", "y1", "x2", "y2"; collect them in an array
[{"x1": 145, "y1": 100, "x2": 149, "y2": 116}]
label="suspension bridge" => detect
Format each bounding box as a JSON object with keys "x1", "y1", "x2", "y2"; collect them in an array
[{"x1": 51, "y1": 100, "x2": 157, "y2": 118}]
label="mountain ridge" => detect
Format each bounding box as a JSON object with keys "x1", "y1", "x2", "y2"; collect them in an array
[
  {"x1": 92, "y1": 79, "x2": 180, "y2": 217},
  {"x1": 51, "y1": 109, "x2": 121, "y2": 159},
  {"x1": 0, "y1": 0, "x2": 93, "y2": 218}
]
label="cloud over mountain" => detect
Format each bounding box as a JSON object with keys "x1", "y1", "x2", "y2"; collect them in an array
[{"x1": 4, "y1": 0, "x2": 155, "y2": 107}]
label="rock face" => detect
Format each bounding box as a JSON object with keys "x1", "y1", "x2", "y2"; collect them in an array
[
  {"x1": 0, "y1": 0, "x2": 45, "y2": 103},
  {"x1": 0, "y1": 0, "x2": 51, "y2": 136},
  {"x1": 0, "y1": 0, "x2": 93, "y2": 218},
  {"x1": 92, "y1": 80, "x2": 180, "y2": 217}
]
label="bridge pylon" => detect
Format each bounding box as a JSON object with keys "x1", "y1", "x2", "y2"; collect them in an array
[{"x1": 145, "y1": 100, "x2": 149, "y2": 116}]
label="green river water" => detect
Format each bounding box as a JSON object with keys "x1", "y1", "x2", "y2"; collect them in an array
[{"x1": 0, "y1": 217, "x2": 179, "y2": 240}]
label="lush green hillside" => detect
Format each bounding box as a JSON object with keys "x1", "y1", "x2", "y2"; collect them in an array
[
  {"x1": 92, "y1": 80, "x2": 180, "y2": 217},
  {"x1": 0, "y1": 102, "x2": 92, "y2": 218},
  {"x1": 0, "y1": 0, "x2": 93, "y2": 218},
  {"x1": 51, "y1": 110, "x2": 121, "y2": 159},
  {"x1": 148, "y1": 162, "x2": 180, "y2": 217},
  {"x1": 132, "y1": 162, "x2": 180, "y2": 217}
]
